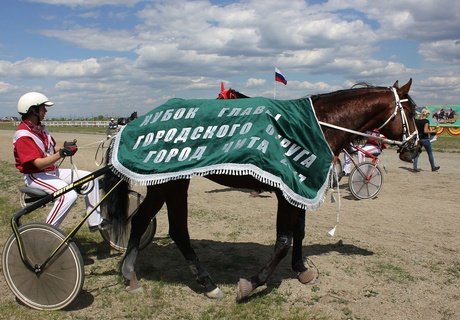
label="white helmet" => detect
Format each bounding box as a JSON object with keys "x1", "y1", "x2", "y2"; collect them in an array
[{"x1": 17, "y1": 92, "x2": 54, "y2": 115}]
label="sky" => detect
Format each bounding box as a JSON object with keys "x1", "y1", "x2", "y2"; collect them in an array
[{"x1": 1, "y1": 0, "x2": 460, "y2": 119}]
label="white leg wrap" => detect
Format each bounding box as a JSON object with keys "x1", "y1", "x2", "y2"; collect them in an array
[{"x1": 205, "y1": 287, "x2": 223, "y2": 299}]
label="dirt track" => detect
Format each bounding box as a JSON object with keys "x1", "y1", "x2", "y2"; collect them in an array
[{"x1": 0, "y1": 130, "x2": 459, "y2": 319}]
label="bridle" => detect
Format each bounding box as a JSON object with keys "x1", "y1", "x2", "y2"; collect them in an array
[
  {"x1": 383, "y1": 87, "x2": 418, "y2": 148},
  {"x1": 317, "y1": 86, "x2": 419, "y2": 149}
]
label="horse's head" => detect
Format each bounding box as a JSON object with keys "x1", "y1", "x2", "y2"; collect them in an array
[
  {"x1": 129, "y1": 111, "x2": 138, "y2": 121},
  {"x1": 379, "y1": 79, "x2": 419, "y2": 162},
  {"x1": 217, "y1": 82, "x2": 249, "y2": 100}
]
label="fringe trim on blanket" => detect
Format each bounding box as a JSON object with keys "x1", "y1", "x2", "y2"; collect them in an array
[{"x1": 109, "y1": 158, "x2": 332, "y2": 211}]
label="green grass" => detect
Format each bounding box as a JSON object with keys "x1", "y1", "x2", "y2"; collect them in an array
[
  {"x1": 201, "y1": 290, "x2": 326, "y2": 320},
  {"x1": 431, "y1": 135, "x2": 460, "y2": 152},
  {"x1": 366, "y1": 261, "x2": 415, "y2": 284}
]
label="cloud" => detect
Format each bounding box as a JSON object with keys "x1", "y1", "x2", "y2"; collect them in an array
[
  {"x1": 55, "y1": 58, "x2": 101, "y2": 77},
  {"x1": 295, "y1": 80, "x2": 338, "y2": 92},
  {"x1": 28, "y1": 0, "x2": 141, "y2": 7},
  {"x1": 0, "y1": 81, "x2": 15, "y2": 93},
  {"x1": 419, "y1": 40, "x2": 460, "y2": 63},
  {"x1": 1, "y1": 58, "x2": 102, "y2": 78},
  {"x1": 246, "y1": 78, "x2": 265, "y2": 88},
  {"x1": 39, "y1": 28, "x2": 139, "y2": 52},
  {"x1": 1, "y1": 0, "x2": 460, "y2": 117}
]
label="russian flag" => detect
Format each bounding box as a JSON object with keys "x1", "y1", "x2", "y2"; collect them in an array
[{"x1": 275, "y1": 67, "x2": 287, "y2": 85}]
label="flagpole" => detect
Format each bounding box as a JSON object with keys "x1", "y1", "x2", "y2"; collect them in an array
[{"x1": 274, "y1": 79, "x2": 277, "y2": 99}]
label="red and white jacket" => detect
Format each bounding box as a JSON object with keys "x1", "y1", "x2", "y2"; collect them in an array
[{"x1": 13, "y1": 120, "x2": 57, "y2": 173}]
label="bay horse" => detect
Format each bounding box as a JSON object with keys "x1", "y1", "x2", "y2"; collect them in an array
[{"x1": 102, "y1": 79, "x2": 418, "y2": 300}]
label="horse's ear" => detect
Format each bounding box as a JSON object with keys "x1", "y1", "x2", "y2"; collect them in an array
[
  {"x1": 398, "y1": 78, "x2": 412, "y2": 95},
  {"x1": 392, "y1": 80, "x2": 399, "y2": 88}
]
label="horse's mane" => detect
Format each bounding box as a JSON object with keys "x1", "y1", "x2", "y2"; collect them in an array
[
  {"x1": 310, "y1": 83, "x2": 389, "y2": 101},
  {"x1": 351, "y1": 82, "x2": 375, "y2": 89}
]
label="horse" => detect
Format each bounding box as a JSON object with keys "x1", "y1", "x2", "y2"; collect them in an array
[
  {"x1": 433, "y1": 108, "x2": 457, "y2": 124},
  {"x1": 101, "y1": 79, "x2": 418, "y2": 301},
  {"x1": 117, "y1": 111, "x2": 138, "y2": 126}
]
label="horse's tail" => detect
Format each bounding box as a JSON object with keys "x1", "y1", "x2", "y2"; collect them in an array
[{"x1": 100, "y1": 144, "x2": 129, "y2": 240}]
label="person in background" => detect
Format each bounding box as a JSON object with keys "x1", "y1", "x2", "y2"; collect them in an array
[
  {"x1": 356, "y1": 129, "x2": 386, "y2": 163},
  {"x1": 342, "y1": 144, "x2": 355, "y2": 176},
  {"x1": 106, "y1": 117, "x2": 118, "y2": 139},
  {"x1": 342, "y1": 129, "x2": 385, "y2": 175},
  {"x1": 412, "y1": 108, "x2": 440, "y2": 172},
  {"x1": 13, "y1": 91, "x2": 105, "y2": 230}
]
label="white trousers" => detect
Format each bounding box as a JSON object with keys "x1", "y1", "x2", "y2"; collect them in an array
[
  {"x1": 357, "y1": 144, "x2": 381, "y2": 163},
  {"x1": 343, "y1": 153, "x2": 352, "y2": 174},
  {"x1": 343, "y1": 145, "x2": 382, "y2": 174},
  {"x1": 24, "y1": 168, "x2": 102, "y2": 228}
]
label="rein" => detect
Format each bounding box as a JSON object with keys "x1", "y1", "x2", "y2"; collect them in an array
[
  {"x1": 317, "y1": 121, "x2": 405, "y2": 146},
  {"x1": 317, "y1": 87, "x2": 418, "y2": 147}
]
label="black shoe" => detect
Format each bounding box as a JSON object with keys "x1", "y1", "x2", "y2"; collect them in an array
[
  {"x1": 432, "y1": 166, "x2": 440, "y2": 172},
  {"x1": 89, "y1": 225, "x2": 100, "y2": 232}
]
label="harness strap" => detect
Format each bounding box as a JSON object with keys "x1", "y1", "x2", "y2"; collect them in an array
[{"x1": 317, "y1": 122, "x2": 405, "y2": 146}]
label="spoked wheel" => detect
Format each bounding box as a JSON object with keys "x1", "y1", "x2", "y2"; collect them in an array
[
  {"x1": 348, "y1": 162, "x2": 384, "y2": 200},
  {"x1": 2, "y1": 223, "x2": 84, "y2": 310},
  {"x1": 99, "y1": 190, "x2": 157, "y2": 251}
]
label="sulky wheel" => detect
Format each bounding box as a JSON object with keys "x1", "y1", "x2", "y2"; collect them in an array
[
  {"x1": 2, "y1": 223, "x2": 84, "y2": 310},
  {"x1": 348, "y1": 162, "x2": 384, "y2": 200}
]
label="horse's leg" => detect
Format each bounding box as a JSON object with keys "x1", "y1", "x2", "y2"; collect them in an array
[
  {"x1": 291, "y1": 211, "x2": 316, "y2": 284},
  {"x1": 123, "y1": 185, "x2": 165, "y2": 292},
  {"x1": 163, "y1": 180, "x2": 223, "y2": 299},
  {"x1": 236, "y1": 192, "x2": 293, "y2": 300}
]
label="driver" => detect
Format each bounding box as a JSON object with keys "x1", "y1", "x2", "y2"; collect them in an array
[
  {"x1": 13, "y1": 92, "x2": 104, "y2": 230},
  {"x1": 106, "y1": 117, "x2": 118, "y2": 139}
]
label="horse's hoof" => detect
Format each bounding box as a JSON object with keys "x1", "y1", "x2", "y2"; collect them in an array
[
  {"x1": 236, "y1": 278, "x2": 253, "y2": 301},
  {"x1": 126, "y1": 285, "x2": 144, "y2": 293},
  {"x1": 298, "y1": 269, "x2": 316, "y2": 284},
  {"x1": 125, "y1": 271, "x2": 143, "y2": 293},
  {"x1": 205, "y1": 287, "x2": 224, "y2": 299}
]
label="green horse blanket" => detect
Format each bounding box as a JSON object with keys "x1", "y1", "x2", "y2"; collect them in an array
[{"x1": 111, "y1": 97, "x2": 333, "y2": 210}]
